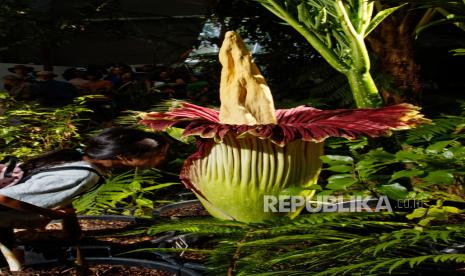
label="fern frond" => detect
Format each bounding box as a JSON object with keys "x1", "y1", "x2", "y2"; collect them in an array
[
  {"x1": 407, "y1": 116, "x2": 465, "y2": 144},
  {"x1": 147, "y1": 217, "x2": 249, "y2": 236},
  {"x1": 73, "y1": 169, "x2": 175, "y2": 216}
]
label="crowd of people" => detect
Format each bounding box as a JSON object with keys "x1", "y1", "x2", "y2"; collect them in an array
[{"x1": 2, "y1": 63, "x2": 212, "y2": 110}]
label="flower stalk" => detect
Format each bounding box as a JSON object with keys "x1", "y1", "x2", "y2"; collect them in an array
[{"x1": 257, "y1": 0, "x2": 404, "y2": 108}]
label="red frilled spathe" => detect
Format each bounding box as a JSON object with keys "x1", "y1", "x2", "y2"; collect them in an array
[{"x1": 140, "y1": 102, "x2": 428, "y2": 146}]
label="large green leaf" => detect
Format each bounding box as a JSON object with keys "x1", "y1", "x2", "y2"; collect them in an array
[
  {"x1": 320, "y1": 155, "x2": 354, "y2": 165},
  {"x1": 426, "y1": 140, "x2": 456, "y2": 153},
  {"x1": 326, "y1": 164, "x2": 353, "y2": 173},
  {"x1": 421, "y1": 170, "x2": 455, "y2": 185},
  {"x1": 378, "y1": 183, "x2": 409, "y2": 200},
  {"x1": 389, "y1": 169, "x2": 424, "y2": 183}
]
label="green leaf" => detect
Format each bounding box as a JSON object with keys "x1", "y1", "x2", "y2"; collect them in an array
[
  {"x1": 426, "y1": 207, "x2": 447, "y2": 220},
  {"x1": 416, "y1": 17, "x2": 465, "y2": 37},
  {"x1": 142, "y1": 182, "x2": 177, "y2": 191},
  {"x1": 166, "y1": 127, "x2": 193, "y2": 143},
  {"x1": 364, "y1": 4, "x2": 407, "y2": 37},
  {"x1": 442, "y1": 206, "x2": 462, "y2": 214},
  {"x1": 347, "y1": 137, "x2": 368, "y2": 151},
  {"x1": 320, "y1": 155, "x2": 353, "y2": 165},
  {"x1": 389, "y1": 169, "x2": 424, "y2": 183},
  {"x1": 326, "y1": 174, "x2": 357, "y2": 190},
  {"x1": 378, "y1": 183, "x2": 409, "y2": 200},
  {"x1": 395, "y1": 150, "x2": 424, "y2": 162},
  {"x1": 451, "y1": 48, "x2": 465, "y2": 56},
  {"x1": 406, "y1": 208, "x2": 427, "y2": 220},
  {"x1": 136, "y1": 198, "x2": 153, "y2": 207},
  {"x1": 365, "y1": 148, "x2": 396, "y2": 162},
  {"x1": 297, "y1": 2, "x2": 314, "y2": 30},
  {"x1": 129, "y1": 181, "x2": 142, "y2": 191},
  {"x1": 426, "y1": 140, "x2": 454, "y2": 153},
  {"x1": 449, "y1": 146, "x2": 465, "y2": 156},
  {"x1": 280, "y1": 186, "x2": 313, "y2": 196},
  {"x1": 421, "y1": 170, "x2": 455, "y2": 185},
  {"x1": 326, "y1": 164, "x2": 353, "y2": 173},
  {"x1": 307, "y1": 184, "x2": 322, "y2": 191},
  {"x1": 418, "y1": 217, "x2": 434, "y2": 226},
  {"x1": 317, "y1": 190, "x2": 333, "y2": 196},
  {"x1": 0, "y1": 91, "x2": 9, "y2": 99}
]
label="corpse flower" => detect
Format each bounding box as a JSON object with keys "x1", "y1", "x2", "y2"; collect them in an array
[{"x1": 141, "y1": 31, "x2": 426, "y2": 223}]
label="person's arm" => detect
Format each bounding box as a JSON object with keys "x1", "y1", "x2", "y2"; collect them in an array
[
  {"x1": 0, "y1": 195, "x2": 69, "y2": 219},
  {"x1": 0, "y1": 195, "x2": 82, "y2": 243}
]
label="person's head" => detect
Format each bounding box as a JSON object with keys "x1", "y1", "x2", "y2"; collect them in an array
[
  {"x1": 74, "y1": 67, "x2": 88, "y2": 79},
  {"x1": 19, "y1": 128, "x2": 169, "y2": 175},
  {"x1": 3, "y1": 75, "x2": 20, "y2": 90},
  {"x1": 84, "y1": 127, "x2": 169, "y2": 169},
  {"x1": 108, "y1": 64, "x2": 129, "y2": 76},
  {"x1": 87, "y1": 70, "x2": 103, "y2": 81},
  {"x1": 121, "y1": 71, "x2": 135, "y2": 83},
  {"x1": 35, "y1": 71, "x2": 57, "y2": 81},
  {"x1": 159, "y1": 70, "x2": 170, "y2": 81}
]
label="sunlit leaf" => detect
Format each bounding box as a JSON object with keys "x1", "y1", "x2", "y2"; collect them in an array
[
  {"x1": 320, "y1": 155, "x2": 354, "y2": 164},
  {"x1": 406, "y1": 207, "x2": 427, "y2": 220},
  {"x1": 378, "y1": 183, "x2": 409, "y2": 200}
]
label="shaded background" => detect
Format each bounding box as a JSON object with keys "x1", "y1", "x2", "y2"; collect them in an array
[{"x1": 0, "y1": 0, "x2": 209, "y2": 66}]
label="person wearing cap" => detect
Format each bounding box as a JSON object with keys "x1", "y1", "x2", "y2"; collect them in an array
[
  {"x1": 2, "y1": 75, "x2": 32, "y2": 101},
  {"x1": 7, "y1": 65, "x2": 35, "y2": 83},
  {"x1": 30, "y1": 71, "x2": 78, "y2": 106}
]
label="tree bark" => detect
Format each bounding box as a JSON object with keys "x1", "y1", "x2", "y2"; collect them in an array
[{"x1": 367, "y1": 9, "x2": 423, "y2": 105}]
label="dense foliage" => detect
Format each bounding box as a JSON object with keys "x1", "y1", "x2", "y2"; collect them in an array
[
  {"x1": 0, "y1": 93, "x2": 90, "y2": 159},
  {"x1": 320, "y1": 103, "x2": 465, "y2": 202},
  {"x1": 141, "y1": 211, "x2": 465, "y2": 275}
]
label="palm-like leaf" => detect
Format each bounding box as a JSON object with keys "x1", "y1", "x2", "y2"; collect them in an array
[{"x1": 378, "y1": 0, "x2": 465, "y2": 34}]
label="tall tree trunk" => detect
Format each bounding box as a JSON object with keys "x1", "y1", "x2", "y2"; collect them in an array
[{"x1": 367, "y1": 9, "x2": 423, "y2": 105}]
